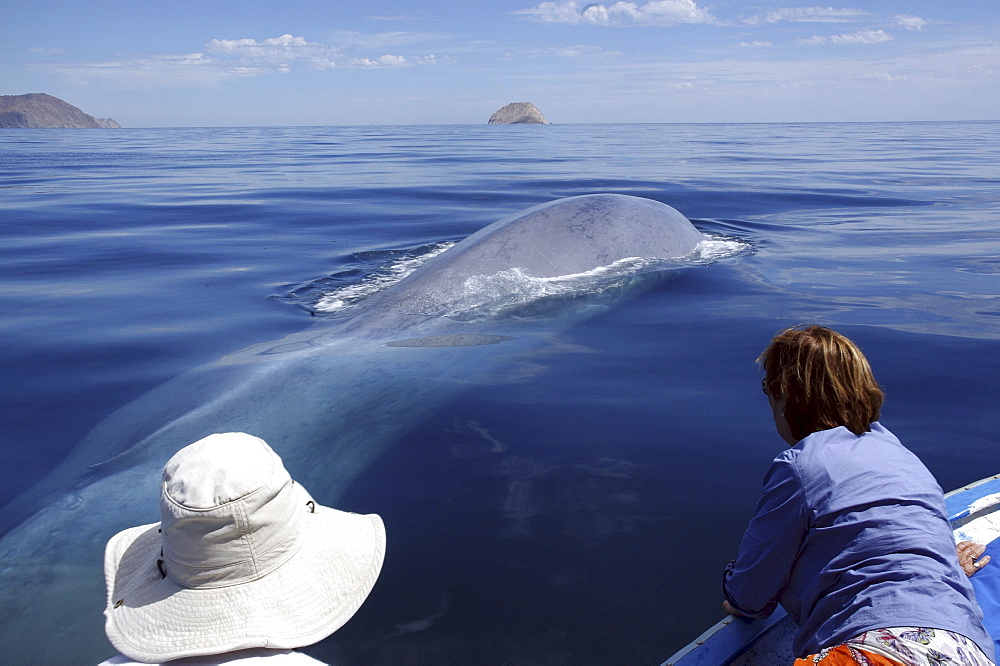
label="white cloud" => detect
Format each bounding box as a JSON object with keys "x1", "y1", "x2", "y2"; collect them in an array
[
  {"x1": 797, "y1": 30, "x2": 893, "y2": 46},
  {"x1": 868, "y1": 72, "x2": 907, "y2": 82},
  {"x1": 380, "y1": 54, "x2": 408, "y2": 66},
  {"x1": 161, "y1": 53, "x2": 215, "y2": 66},
  {"x1": 831, "y1": 29, "x2": 893, "y2": 45},
  {"x1": 53, "y1": 53, "x2": 234, "y2": 88},
  {"x1": 517, "y1": 39, "x2": 998, "y2": 122},
  {"x1": 207, "y1": 34, "x2": 334, "y2": 63},
  {"x1": 206, "y1": 33, "x2": 446, "y2": 70},
  {"x1": 505, "y1": 44, "x2": 622, "y2": 59},
  {"x1": 744, "y1": 7, "x2": 869, "y2": 25},
  {"x1": 894, "y1": 15, "x2": 929, "y2": 31},
  {"x1": 515, "y1": 0, "x2": 715, "y2": 26},
  {"x1": 349, "y1": 54, "x2": 439, "y2": 68},
  {"x1": 331, "y1": 31, "x2": 453, "y2": 51},
  {"x1": 228, "y1": 66, "x2": 265, "y2": 77},
  {"x1": 351, "y1": 55, "x2": 402, "y2": 67},
  {"x1": 208, "y1": 34, "x2": 309, "y2": 52},
  {"x1": 795, "y1": 35, "x2": 828, "y2": 46},
  {"x1": 554, "y1": 44, "x2": 622, "y2": 57},
  {"x1": 739, "y1": 41, "x2": 772, "y2": 48},
  {"x1": 47, "y1": 32, "x2": 448, "y2": 88}
]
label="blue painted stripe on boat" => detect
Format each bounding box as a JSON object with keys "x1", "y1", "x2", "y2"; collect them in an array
[{"x1": 945, "y1": 476, "x2": 1000, "y2": 521}]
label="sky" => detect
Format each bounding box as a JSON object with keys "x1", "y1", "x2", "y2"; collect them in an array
[{"x1": 3, "y1": 0, "x2": 998, "y2": 126}]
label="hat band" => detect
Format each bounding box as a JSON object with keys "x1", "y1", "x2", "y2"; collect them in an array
[
  {"x1": 163, "y1": 524, "x2": 307, "y2": 588},
  {"x1": 161, "y1": 482, "x2": 309, "y2": 589}
]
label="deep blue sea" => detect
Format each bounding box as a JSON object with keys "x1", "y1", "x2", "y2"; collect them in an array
[{"x1": 1, "y1": 122, "x2": 998, "y2": 664}]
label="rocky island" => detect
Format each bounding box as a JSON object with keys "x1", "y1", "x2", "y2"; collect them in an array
[
  {"x1": 488, "y1": 102, "x2": 550, "y2": 125},
  {"x1": 0, "y1": 93, "x2": 121, "y2": 128}
]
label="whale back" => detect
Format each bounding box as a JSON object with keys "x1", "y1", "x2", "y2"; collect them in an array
[
  {"x1": 343, "y1": 194, "x2": 704, "y2": 333},
  {"x1": 422, "y1": 193, "x2": 702, "y2": 278}
]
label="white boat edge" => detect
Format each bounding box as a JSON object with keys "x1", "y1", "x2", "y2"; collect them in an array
[{"x1": 661, "y1": 611, "x2": 790, "y2": 665}]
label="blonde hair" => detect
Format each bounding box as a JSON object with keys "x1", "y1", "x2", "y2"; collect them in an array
[{"x1": 757, "y1": 325, "x2": 884, "y2": 440}]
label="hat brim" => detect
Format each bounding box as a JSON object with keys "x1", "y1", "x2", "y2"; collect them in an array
[{"x1": 104, "y1": 484, "x2": 385, "y2": 663}]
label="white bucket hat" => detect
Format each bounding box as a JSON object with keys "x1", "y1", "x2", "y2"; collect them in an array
[{"x1": 103, "y1": 433, "x2": 386, "y2": 663}]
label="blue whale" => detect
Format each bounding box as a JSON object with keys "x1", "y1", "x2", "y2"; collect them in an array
[{"x1": 0, "y1": 194, "x2": 706, "y2": 662}]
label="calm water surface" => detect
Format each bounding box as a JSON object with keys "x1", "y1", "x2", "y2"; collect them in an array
[{"x1": 1, "y1": 122, "x2": 998, "y2": 664}]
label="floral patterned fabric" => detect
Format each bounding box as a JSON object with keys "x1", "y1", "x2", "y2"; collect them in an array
[
  {"x1": 793, "y1": 644, "x2": 903, "y2": 665},
  {"x1": 794, "y1": 626, "x2": 995, "y2": 665}
]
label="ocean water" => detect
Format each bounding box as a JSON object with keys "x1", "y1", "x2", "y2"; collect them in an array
[{"x1": 1, "y1": 122, "x2": 998, "y2": 664}]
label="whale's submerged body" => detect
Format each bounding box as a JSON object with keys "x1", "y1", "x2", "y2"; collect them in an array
[{"x1": 0, "y1": 194, "x2": 710, "y2": 662}]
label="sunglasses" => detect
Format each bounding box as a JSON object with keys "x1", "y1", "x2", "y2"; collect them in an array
[{"x1": 761, "y1": 378, "x2": 770, "y2": 396}]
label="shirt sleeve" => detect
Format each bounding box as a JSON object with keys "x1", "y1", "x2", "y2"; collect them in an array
[{"x1": 723, "y1": 454, "x2": 809, "y2": 616}]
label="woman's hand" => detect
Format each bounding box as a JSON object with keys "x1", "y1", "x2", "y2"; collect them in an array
[
  {"x1": 722, "y1": 599, "x2": 775, "y2": 620},
  {"x1": 722, "y1": 600, "x2": 744, "y2": 616},
  {"x1": 957, "y1": 540, "x2": 991, "y2": 576}
]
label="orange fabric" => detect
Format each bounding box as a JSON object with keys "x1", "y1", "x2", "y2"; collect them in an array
[{"x1": 793, "y1": 644, "x2": 905, "y2": 665}]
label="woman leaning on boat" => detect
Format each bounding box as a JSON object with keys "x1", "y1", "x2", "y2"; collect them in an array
[{"x1": 722, "y1": 326, "x2": 994, "y2": 665}]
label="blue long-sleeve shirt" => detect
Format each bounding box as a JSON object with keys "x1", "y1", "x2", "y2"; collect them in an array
[{"x1": 723, "y1": 423, "x2": 994, "y2": 660}]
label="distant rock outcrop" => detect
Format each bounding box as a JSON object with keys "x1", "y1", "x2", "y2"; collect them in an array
[
  {"x1": 0, "y1": 93, "x2": 121, "y2": 128},
  {"x1": 488, "y1": 102, "x2": 550, "y2": 125}
]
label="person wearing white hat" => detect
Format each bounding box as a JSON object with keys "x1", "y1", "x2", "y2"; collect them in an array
[{"x1": 100, "y1": 432, "x2": 386, "y2": 664}]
